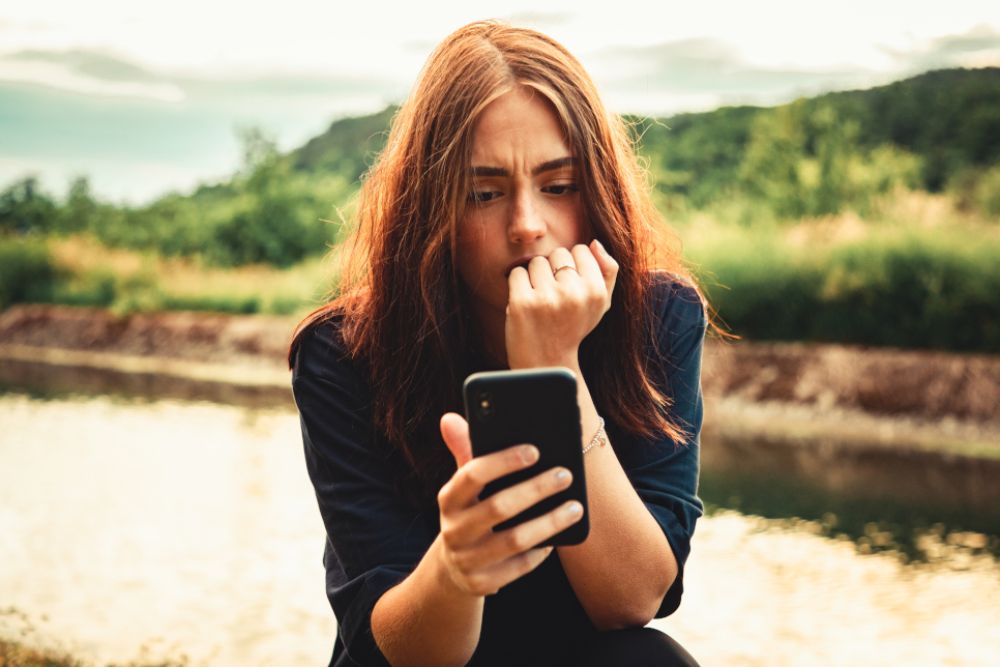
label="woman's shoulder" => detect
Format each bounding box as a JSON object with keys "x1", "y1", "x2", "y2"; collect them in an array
[
  {"x1": 647, "y1": 270, "x2": 707, "y2": 338},
  {"x1": 290, "y1": 312, "x2": 365, "y2": 385}
]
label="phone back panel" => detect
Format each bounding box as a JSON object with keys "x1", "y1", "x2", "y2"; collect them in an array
[{"x1": 463, "y1": 368, "x2": 589, "y2": 546}]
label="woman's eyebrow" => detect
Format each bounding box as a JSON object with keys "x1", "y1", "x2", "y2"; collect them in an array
[{"x1": 468, "y1": 156, "x2": 577, "y2": 178}]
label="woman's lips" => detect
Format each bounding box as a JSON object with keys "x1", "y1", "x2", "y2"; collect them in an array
[{"x1": 504, "y1": 256, "x2": 537, "y2": 277}]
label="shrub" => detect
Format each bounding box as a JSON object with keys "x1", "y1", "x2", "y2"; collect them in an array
[
  {"x1": 689, "y1": 225, "x2": 1000, "y2": 353},
  {"x1": 0, "y1": 237, "x2": 60, "y2": 308}
]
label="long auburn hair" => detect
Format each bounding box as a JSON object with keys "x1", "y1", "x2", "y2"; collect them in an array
[{"x1": 289, "y1": 20, "x2": 710, "y2": 499}]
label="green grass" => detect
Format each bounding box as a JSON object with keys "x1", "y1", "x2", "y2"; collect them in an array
[
  {"x1": 27, "y1": 235, "x2": 339, "y2": 318},
  {"x1": 676, "y1": 194, "x2": 1000, "y2": 352},
  {"x1": 2, "y1": 190, "x2": 998, "y2": 352}
]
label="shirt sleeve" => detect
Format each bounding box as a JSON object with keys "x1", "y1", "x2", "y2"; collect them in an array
[
  {"x1": 291, "y1": 323, "x2": 435, "y2": 667},
  {"x1": 616, "y1": 280, "x2": 707, "y2": 618}
]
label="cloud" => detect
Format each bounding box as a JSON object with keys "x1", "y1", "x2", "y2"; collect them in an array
[
  {"x1": 0, "y1": 48, "x2": 185, "y2": 102},
  {"x1": 0, "y1": 48, "x2": 407, "y2": 106},
  {"x1": 7, "y1": 48, "x2": 161, "y2": 82},
  {"x1": 881, "y1": 24, "x2": 1000, "y2": 71},
  {"x1": 589, "y1": 37, "x2": 875, "y2": 112},
  {"x1": 502, "y1": 12, "x2": 572, "y2": 28}
]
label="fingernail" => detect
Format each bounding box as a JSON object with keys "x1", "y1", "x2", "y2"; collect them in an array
[
  {"x1": 522, "y1": 445, "x2": 539, "y2": 464},
  {"x1": 565, "y1": 502, "x2": 583, "y2": 516},
  {"x1": 555, "y1": 468, "x2": 571, "y2": 484},
  {"x1": 594, "y1": 239, "x2": 608, "y2": 255}
]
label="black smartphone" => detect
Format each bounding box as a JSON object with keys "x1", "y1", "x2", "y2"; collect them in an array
[{"x1": 462, "y1": 367, "x2": 589, "y2": 547}]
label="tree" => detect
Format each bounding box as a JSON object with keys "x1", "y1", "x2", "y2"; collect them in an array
[
  {"x1": 208, "y1": 127, "x2": 327, "y2": 266},
  {"x1": 60, "y1": 176, "x2": 99, "y2": 234},
  {"x1": 738, "y1": 102, "x2": 808, "y2": 218},
  {"x1": 0, "y1": 177, "x2": 58, "y2": 235}
]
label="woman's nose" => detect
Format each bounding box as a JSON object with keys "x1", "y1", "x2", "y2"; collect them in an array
[{"x1": 507, "y1": 191, "x2": 546, "y2": 244}]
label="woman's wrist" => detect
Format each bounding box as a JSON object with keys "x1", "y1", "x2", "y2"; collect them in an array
[
  {"x1": 373, "y1": 534, "x2": 484, "y2": 666},
  {"x1": 582, "y1": 417, "x2": 608, "y2": 454},
  {"x1": 508, "y1": 349, "x2": 580, "y2": 372},
  {"x1": 428, "y1": 533, "x2": 486, "y2": 602}
]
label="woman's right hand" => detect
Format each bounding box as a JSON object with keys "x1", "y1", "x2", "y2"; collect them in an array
[{"x1": 436, "y1": 412, "x2": 584, "y2": 597}]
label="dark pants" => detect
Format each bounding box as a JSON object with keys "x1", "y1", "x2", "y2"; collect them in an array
[{"x1": 567, "y1": 627, "x2": 700, "y2": 667}]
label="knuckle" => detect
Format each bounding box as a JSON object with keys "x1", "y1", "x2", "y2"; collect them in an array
[
  {"x1": 451, "y1": 549, "x2": 473, "y2": 573},
  {"x1": 505, "y1": 529, "x2": 529, "y2": 552},
  {"x1": 462, "y1": 464, "x2": 485, "y2": 489},
  {"x1": 511, "y1": 293, "x2": 536, "y2": 312},
  {"x1": 521, "y1": 550, "x2": 543, "y2": 573},
  {"x1": 539, "y1": 472, "x2": 558, "y2": 494},
  {"x1": 436, "y1": 484, "x2": 451, "y2": 507},
  {"x1": 539, "y1": 294, "x2": 559, "y2": 311},
  {"x1": 570, "y1": 287, "x2": 589, "y2": 303},
  {"x1": 467, "y1": 574, "x2": 490, "y2": 596},
  {"x1": 487, "y1": 495, "x2": 510, "y2": 520},
  {"x1": 508, "y1": 445, "x2": 532, "y2": 468},
  {"x1": 440, "y1": 522, "x2": 460, "y2": 546}
]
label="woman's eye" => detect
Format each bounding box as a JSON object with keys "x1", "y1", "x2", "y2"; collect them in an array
[
  {"x1": 543, "y1": 183, "x2": 579, "y2": 196},
  {"x1": 468, "y1": 190, "x2": 500, "y2": 203}
]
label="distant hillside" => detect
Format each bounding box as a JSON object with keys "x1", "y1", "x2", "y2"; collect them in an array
[
  {"x1": 282, "y1": 67, "x2": 1000, "y2": 207},
  {"x1": 635, "y1": 67, "x2": 1000, "y2": 205},
  {"x1": 289, "y1": 105, "x2": 397, "y2": 182},
  {"x1": 4, "y1": 67, "x2": 998, "y2": 274}
]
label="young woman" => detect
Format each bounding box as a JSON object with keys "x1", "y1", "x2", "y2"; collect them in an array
[{"x1": 289, "y1": 20, "x2": 708, "y2": 667}]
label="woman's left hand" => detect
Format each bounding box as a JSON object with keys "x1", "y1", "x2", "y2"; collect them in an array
[{"x1": 505, "y1": 239, "x2": 619, "y2": 369}]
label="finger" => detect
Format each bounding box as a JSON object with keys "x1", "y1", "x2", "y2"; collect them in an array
[
  {"x1": 589, "y1": 239, "x2": 619, "y2": 296},
  {"x1": 470, "y1": 498, "x2": 584, "y2": 565},
  {"x1": 438, "y1": 443, "x2": 540, "y2": 513},
  {"x1": 571, "y1": 243, "x2": 604, "y2": 290},
  {"x1": 440, "y1": 412, "x2": 472, "y2": 469},
  {"x1": 548, "y1": 247, "x2": 579, "y2": 282},
  {"x1": 451, "y1": 465, "x2": 574, "y2": 544},
  {"x1": 526, "y1": 255, "x2": 556, "y2": 291},
  {"x1": 469, "y1": 545, "x2": 554, "y2": 596},
  {"x1": 507, "y1": 265, "x2": 532, "y2": 301}
]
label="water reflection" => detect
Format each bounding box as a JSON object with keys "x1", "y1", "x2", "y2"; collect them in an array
[
  {"x1": 2, "y1": 367, "x2": 1000, "y2": 666},
  {"x1": 0, "y1": 358, "x2": 292, "y2": 410},
  {"x1": 701, "y1": 462, "x2": 1000, "y2": 565},
  {"x1": 0, "y1": 392, "x2": 333, "y2": 667}
]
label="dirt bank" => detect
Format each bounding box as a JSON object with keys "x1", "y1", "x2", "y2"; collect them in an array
[{"x1": 1, "y1": 304, "x2": 998, "y2": 432}]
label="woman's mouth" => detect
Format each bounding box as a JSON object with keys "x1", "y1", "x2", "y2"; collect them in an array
[{"x1": 504, "y1": 256, "x2": 536, "y2": 277}]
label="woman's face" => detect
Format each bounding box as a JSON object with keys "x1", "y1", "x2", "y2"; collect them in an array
[{"x1": 456, "y1": 85, "x2": 589, "y2": 317}]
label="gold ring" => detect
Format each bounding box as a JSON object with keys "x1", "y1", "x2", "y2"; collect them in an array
[{"x1": 553, "y1": 265, "x2": 578, "y2": 277}]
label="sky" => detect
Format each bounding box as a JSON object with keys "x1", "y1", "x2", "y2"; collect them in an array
[{"x1": 1, "y1": 1, "x2": 998, "y2": 204}]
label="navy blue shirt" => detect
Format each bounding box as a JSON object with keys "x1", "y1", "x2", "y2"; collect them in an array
[{"x1": 291, "y1": 276, "x2": 706, "y2": 667}]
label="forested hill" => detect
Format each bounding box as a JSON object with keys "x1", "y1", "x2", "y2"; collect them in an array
[
  {"x1": 289, "y1": 105, "x2": 397, "y2": 183},
  {"x1": 3, "y1": 67, "x2": 998, "y2": 270},
  {"x1": 632, "y1": 66, "x2": 1000, "y2": 207},
  {"x1": 284, "y1": 66, "x2": 1000, "y2": 205},
  {"x1": 3, "y1": 68, "x2": 998, "y2": 350}
]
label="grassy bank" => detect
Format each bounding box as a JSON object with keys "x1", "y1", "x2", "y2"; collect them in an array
[
  {"x1": 678, "y1": 192, "x2": 1000, "y2": 352},
  {"x1": 0, "y1": 235, "x2": 338, "y2": 320},
  {"x1": 2, "y1": 192, "x2": 998, "y2": 353}
]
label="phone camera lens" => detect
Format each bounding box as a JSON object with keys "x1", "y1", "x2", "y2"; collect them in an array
[{"x1": 478, "y1": 392, "x2": 494, "y2": 418}]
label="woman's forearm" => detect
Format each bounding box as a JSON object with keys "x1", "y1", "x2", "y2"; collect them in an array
[
  {"x1": 557, "y1": 364, "x2": 678, "y2": 629},
  {"x1": 371, "y1": 534, "x2": 484, "y2": 667}
]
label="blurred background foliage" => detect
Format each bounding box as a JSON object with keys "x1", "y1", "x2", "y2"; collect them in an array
[{"x1": 1, "y1": 67, "x2": 998, "y2": 352}]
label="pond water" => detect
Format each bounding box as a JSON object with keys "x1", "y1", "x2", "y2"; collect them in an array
[{"x1": 1, "y1": 386, "x2": 999, "y2": 667}]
